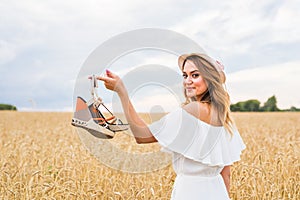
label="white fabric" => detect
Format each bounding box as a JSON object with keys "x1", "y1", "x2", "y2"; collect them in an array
[
  {"x1": 171, "y1": 174, "x2": 230, "y2": 200},
  {"x1": 148, "y1": 108, "x2": 246, "y2": 200},
  {"x1": 149, "y1": 108, "x2": 246, "y2": 166},
  {"x1": 170, "y1": 153, "x2": 230, "y2": 199}
]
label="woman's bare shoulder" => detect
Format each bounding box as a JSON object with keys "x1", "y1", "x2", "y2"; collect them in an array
[
  {"x1": 182, "y1": 101, "x2": 210, "y2": 121},
  {"x1": 182, "y1": 102, "x2": 221, "y2": 125}
]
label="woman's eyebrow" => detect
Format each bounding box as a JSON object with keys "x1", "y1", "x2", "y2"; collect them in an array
[{"x1": 182, "y1": 70, "x2": 200, "y2": 74}]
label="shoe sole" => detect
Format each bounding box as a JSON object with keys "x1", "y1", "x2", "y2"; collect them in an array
[{"x1": 71, "y1": 118, "x2": 114, "y2": 138}]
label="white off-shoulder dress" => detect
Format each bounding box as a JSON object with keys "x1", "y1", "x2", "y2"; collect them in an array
[{"x1": 149, "y1": 108, "x2": 246, "y2": 200}]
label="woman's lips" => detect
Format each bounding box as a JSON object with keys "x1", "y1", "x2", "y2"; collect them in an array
[{"x1": 186, "y1": 87, "x2": 195, "y2": 90}]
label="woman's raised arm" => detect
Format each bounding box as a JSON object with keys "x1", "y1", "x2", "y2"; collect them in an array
[{"x1": 97, "y1": 70, "x2": 157, "y2": 144}]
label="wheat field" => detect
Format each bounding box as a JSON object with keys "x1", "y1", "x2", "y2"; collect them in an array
[{"x1": 0, "y1": 111, "x2": 299, "y2": 199}]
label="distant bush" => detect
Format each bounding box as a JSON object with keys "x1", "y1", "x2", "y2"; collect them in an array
[
  {"x1": 282, "y1": 106, "x2": 300, "y2": 112},
  {"x1": 231, "y1": 95, "x2": 299, "y2": 112},
  {"x1": 0, "y1": 104, "x2": 17, "y2": 110},
  {"x1": 260, "y1": 95, "x2": 280, "y2": 111},
  {"x1": 230, "y1": 99, "x2": 261, "y2": 112}
]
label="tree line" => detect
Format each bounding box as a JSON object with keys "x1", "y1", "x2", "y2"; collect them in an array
[
  {"x1": 1, "y1": 96, "x2": 299, "y2": 112},
  {"x1": 230, "y1": 95, "x2": 300, "y2": 112},
  {"x1": 0, "y1": 104, "x2": 17, "y2": 110}
]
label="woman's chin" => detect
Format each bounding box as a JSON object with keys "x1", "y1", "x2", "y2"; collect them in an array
[{"x1": 186, "y1": 93, "x2": 195, "y2": 98}]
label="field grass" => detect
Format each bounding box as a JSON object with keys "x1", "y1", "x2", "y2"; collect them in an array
[{"x1": 0, "y1": 111, "x2": 299, "y2": 199}]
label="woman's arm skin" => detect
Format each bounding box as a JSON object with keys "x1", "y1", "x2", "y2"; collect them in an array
[
  {"x1": 97, "y1": 70, "x2": 157, "y2": 144},
  {"x1": 220, "y1": 165, "x2": 231, "y2": 196}
]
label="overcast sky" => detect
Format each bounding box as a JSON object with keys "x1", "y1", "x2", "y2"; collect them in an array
[{"x1": 0, "y1": 0, "x2": 299, "y2": 112}]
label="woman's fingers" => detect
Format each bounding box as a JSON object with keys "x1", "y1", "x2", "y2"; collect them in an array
[
  {"x1": 105, "y1": 69, "x2": 119, "y2": 79},
  {"x1": 96, "y1": 75, "x2": 111, "y2": 82},
  {"x1": 97, "y1": 76, "x2": 114, "y2": 89},
  {"x1": 97, "y1": 74, "x2": 122, "y2": 92},
  {"x1": 97, "y1": 75, "x2": 117, "y2": 84},
  {"x1": 87, "y1": 70, "x2": 123, "y2": 93}
]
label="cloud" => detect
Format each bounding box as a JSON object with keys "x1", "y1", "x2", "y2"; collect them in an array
[
  {"x1": 0, "y1": 40, "x2": 17, "y2": 65},
  {"x1": 269, "y1": 0, "x2": 300, "y2": 43},
  {"x1": 171, "y1": 0, "x2": 300, "y2": 71},
  {"x1": 105, "y1": 86, "x2": 183, "y2": 113},
  {"x1": 227, "y1": 61, "x2": 300, "y2": 109},
  {"x1": 0, "y1": 0, "x2": 299, "y2": 111},
  {"x1": 131, "y1": 88, "x2": 182, "y2": 112}
]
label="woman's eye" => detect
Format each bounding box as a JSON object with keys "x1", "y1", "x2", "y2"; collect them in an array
[
  {"x1": 192, "y1": 73, "x2": 200, "y2": 78},
  {"x1": 182, "y1": 74, "x2": 187, "y2": 79}
]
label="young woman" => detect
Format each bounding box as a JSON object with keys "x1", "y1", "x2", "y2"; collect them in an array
[{"x1": 97, "y1": 53, "x2": 246, "y2": 199}]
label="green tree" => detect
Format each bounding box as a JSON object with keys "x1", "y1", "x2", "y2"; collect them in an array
[
  {"x1": 243, "y1": 99, "x2": 261, "y2": 111},
  {"x1": 230, "y1": 102, "x2": 242, "y2": 111},
  {"x1": 289, "y1": 106, "x2": 300, "y2": 112},
  {"x1": 0, "y1": 104, "x2": 17, "y2": 110},
  {"x1": 261, "y1": 95, "x2": 280, "y2": 111},
  {"x1": 231, "y1": 99, "x2": 261, "y2": 112}
]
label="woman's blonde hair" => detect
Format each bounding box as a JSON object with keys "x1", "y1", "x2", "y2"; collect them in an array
[{"x1": 178, "y1": 53, "x2": 235, "y2": 135}]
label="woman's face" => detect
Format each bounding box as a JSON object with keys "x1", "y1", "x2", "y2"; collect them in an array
[{"x1": 182, "y1": 60, "x2": 208, "y2": 100}]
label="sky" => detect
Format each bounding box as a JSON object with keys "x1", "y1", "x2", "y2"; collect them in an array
[{"x1": 0, "y1": 0, "x2": 299, "y2": 112}]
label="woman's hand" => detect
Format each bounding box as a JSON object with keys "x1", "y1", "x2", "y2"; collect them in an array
[
  {"x1": 94, "y1": 69, "x2": 157, "y2": 144},
  {"x1": 221, "y1": 165, "x2": 231, "y2": 197},
  {"x1": 97, "y1": 69, "x2": 126, "y2": 95}
]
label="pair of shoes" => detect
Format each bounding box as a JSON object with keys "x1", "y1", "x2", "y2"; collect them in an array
[{"x1": 71, "y1": 75, "x2": 129, "y2": 139}]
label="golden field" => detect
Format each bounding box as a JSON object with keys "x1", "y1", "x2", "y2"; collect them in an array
[{"x1": 0, "y1": 111, "x2": 299, "y2": 199}]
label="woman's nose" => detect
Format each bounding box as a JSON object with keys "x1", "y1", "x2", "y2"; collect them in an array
[{"x1": 184, "y1": 76, "x2": 192, "y2": 84}]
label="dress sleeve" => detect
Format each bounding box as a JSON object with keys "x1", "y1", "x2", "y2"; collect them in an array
[{"x1": 148, "y1": 108, "x2": 246, "y2": 166}]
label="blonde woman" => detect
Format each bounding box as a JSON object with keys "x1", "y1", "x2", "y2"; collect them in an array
[{"x1": 98, "y1": 53, "x2": 246, "y2": 200}]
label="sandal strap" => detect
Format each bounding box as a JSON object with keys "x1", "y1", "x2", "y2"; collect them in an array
[{"x1": 93, "y1": 115, "x2": 116, "y2": 125}]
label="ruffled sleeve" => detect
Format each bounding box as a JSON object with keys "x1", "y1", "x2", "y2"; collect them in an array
[{"x1": 148, "y1": 108, "x2": 246, "y2": 166}]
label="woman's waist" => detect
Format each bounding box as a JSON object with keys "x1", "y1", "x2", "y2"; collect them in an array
[
  {"x1": 176, "y1": 173, "x2": 222, "y2": 181},
  {"x1": 173, "y1": 163, "x2": 223, "y2": 177},
  {"x1": 172, "y1": 153, "x2": 223, "y2": 177}
]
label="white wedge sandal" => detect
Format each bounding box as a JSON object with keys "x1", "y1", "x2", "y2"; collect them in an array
[{"x1": 71, "y1": 75, "x2": 129, "y2": 139}]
